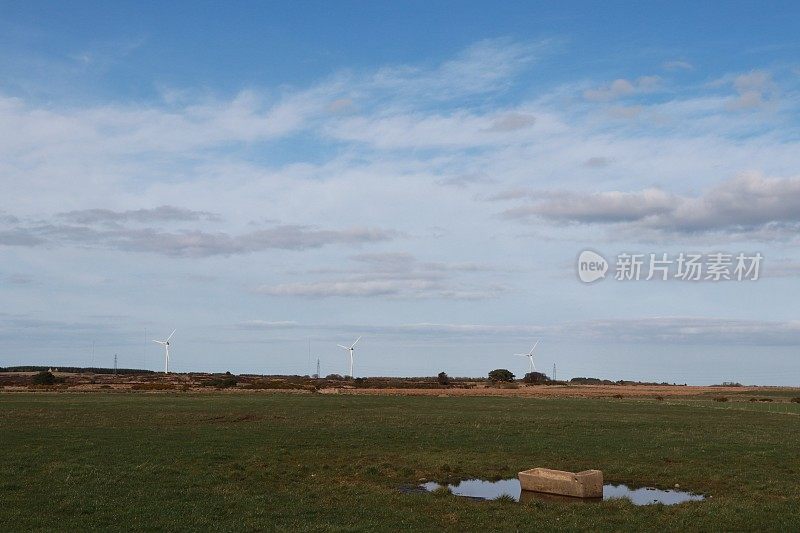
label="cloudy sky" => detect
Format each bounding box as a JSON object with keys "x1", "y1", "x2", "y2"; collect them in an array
[{"x1": 2, "y1": 2, "x2": 799, "y2": 384}]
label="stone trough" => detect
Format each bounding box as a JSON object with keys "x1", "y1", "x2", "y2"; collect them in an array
[{"x1": 518, "y1": 468, "x2": 603, "y2": 499}]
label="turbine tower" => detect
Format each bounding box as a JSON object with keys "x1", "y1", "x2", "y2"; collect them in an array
[
  {"x1": 153, "y1": 329, "x2": 176, "y2": 374},
  {"x1": 514, "y1": 339, "x2": 540, "y2": 373},
  {"x1": 337, "y1": 336, "x2": 361, "y2": 378}
]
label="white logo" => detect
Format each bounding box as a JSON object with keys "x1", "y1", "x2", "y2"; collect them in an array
[
  {"x1": 577, "y1": 250, "x2": 608, "y2": 283},
  {"x1": 576, "y1": 250, "x2": 762, "y2": 283}
]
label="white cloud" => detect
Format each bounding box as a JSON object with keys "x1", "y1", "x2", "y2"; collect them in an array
[
  {"x1": 497, "y1": 172, "x2": 800, "y2": 241},
  {"x1": 435, "y1": 173, "x2": 494, "y2": 188},
  {"x1": 583, "y1": 76, "x2": 660, "y2": 101},
  {"x1": 370, "y1": 38, "x2": 548, "y2": 100},
  {"x1": 257, "y1": 279, "x2": 504, "y2": 300},
  {"x1": 408, "y1": 316, "x2": 800, "y2": 345},
  {"x1": 57, "y1": 206, "x2": 221, "y2": 225},
  {"x1": 486, "y1": 112, "x2": 537, "y2": 132},
  {"x1": 256, "y1": 252, "x2": 502, "y2": 299},
  {"x1": 727, "y1": 70, "x2": 777, "y2": 110},
  {"x1": 324, "y1": 108, "x2": 561, "y2": 149},
  {"x1": 583, "y1": 156, "x2": 613, "y2": 168},
  {"x1": 501, "y1": 188, "x2": 676, "y2": 223},
  {"x1": 606, "y1": 105, "x2": 644, "y2": 119},
  {"x1": 232, "y1": 317, "x2": 800, "y2": 345},
  {"x1": 238, "y1": 320, "x2": 299, "y2": 329},
  {"x1": 0, "y1": 89, "x2": 323, "y2": 159},
  {"x1": 662, "y1": 60, "x2": 693, "y2": 71},
  {"x1": 0, "y1": 212, "x2": 396, "y2": 256}
]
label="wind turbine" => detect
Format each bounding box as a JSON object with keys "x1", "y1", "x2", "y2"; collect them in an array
[
  {"x1": 337, "y1": 336, "x2": 361, "y2": 378},
  {"x1": 515, "y1": 339, "x2": 540, "y2": 373},
  {"x1": 153, "y1": 329, "x2": 176, "y2": 374}
]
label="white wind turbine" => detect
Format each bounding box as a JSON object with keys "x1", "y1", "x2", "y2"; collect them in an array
[
  {"x1": 337, "y1": 336, "x2": 361, "y2": 378},
  {"x1": 515, "y1": 339, "x2": 540, "y2": 373},
  {"x1": 153, "y1": 329, "x2": 176, "y2": 374}
]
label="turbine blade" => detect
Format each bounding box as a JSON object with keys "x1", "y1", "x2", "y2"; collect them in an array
[
  {"x1": 351, "y1": 336, "x2": 362, "y2": 348},
  {"x1": 530, "y1": 339, "x2": 540, "y2": 353},
  {"x1": 166, "y1": 329, "x2": 176, "y2": 342},
  {"x1": 337, "y1": 344, "x2": 349, "y2": 350}
]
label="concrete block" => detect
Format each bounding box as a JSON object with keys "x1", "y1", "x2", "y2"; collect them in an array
[{"x1": 518, "y1": 468, "x2": 603, "y2": 498}]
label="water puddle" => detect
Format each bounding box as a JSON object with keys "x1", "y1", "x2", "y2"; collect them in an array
[{"x1": 420, "y1": 478, "x2": 704, "y2": 506}]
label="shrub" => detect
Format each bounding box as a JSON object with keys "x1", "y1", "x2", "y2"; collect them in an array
[
  {"x1": 791, "y1": 397, "x2": 800, "y2": 404},
  {"x1": 437, "y1": 372, "x2": 450, "y2": 386},
  {"x1": 655, "y1": 395, "x2": 664, "y2": 401},
  {"x1": 570, "y1": 377, "x2": 604, "y2": 384},
  {"x1": 713, "y1": 396, "x2": 728, "y2": 402},
  {"x1": 325, "y1": 374, "x2": 345, "y2": 380},
  {"x1": 488, "y1": 369, "x2": 515, "y2": 382},
  {"x1": 31, "y1": 371, "x2": 57, "y2": 385},
  {"x1": 612, "y1": 393, "x2": 624, "y2": 399},
  {"x1": 523, "y1": 371, "x2": 550, "y2": 384}
]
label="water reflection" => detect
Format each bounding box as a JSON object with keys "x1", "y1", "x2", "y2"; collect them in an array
[{"x1": 421, "y1": 478, "x2": 704, "y2": 506}]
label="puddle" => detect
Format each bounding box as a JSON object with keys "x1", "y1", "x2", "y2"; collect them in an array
[{"x1": 420, "y1": 478, "x2": 704, "y2": 506}]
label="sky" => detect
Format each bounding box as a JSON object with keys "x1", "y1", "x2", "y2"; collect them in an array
[{"x1": 1, "y1": 1, "x2": 799, "y2": 384}]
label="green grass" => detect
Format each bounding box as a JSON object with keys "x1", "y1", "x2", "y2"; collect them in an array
[{"x1": 1, "y1": 393, "x2": 798, "y2": 531}]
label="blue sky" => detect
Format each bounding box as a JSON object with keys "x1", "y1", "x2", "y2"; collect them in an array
[{"x1": 1, "y1": 2, "x2": 800, "y2": 384}]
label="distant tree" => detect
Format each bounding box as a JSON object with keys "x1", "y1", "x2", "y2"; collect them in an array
[
  {"x1": 325, "y1": 374, "x2": 345, "y2": 380},
  {"x1": 570, "y1": 377, "x2": 607, "y2": 385},
  {"x1": 488, "y1": 369, "x2": 515, "y2": 382},
  {"x1": 437, "y1": 372, "x2": 450, "y2": 386},
  {"x1": 31, "y1": 371, "x2": 57, "y2": 385},
  {"x1": 522, "y1": 372, "x2": 550, "y2": 384}
]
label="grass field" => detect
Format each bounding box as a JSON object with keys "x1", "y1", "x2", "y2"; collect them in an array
[{"x1": 1, "y1": 392, "x2": 799, "y2": 531}]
